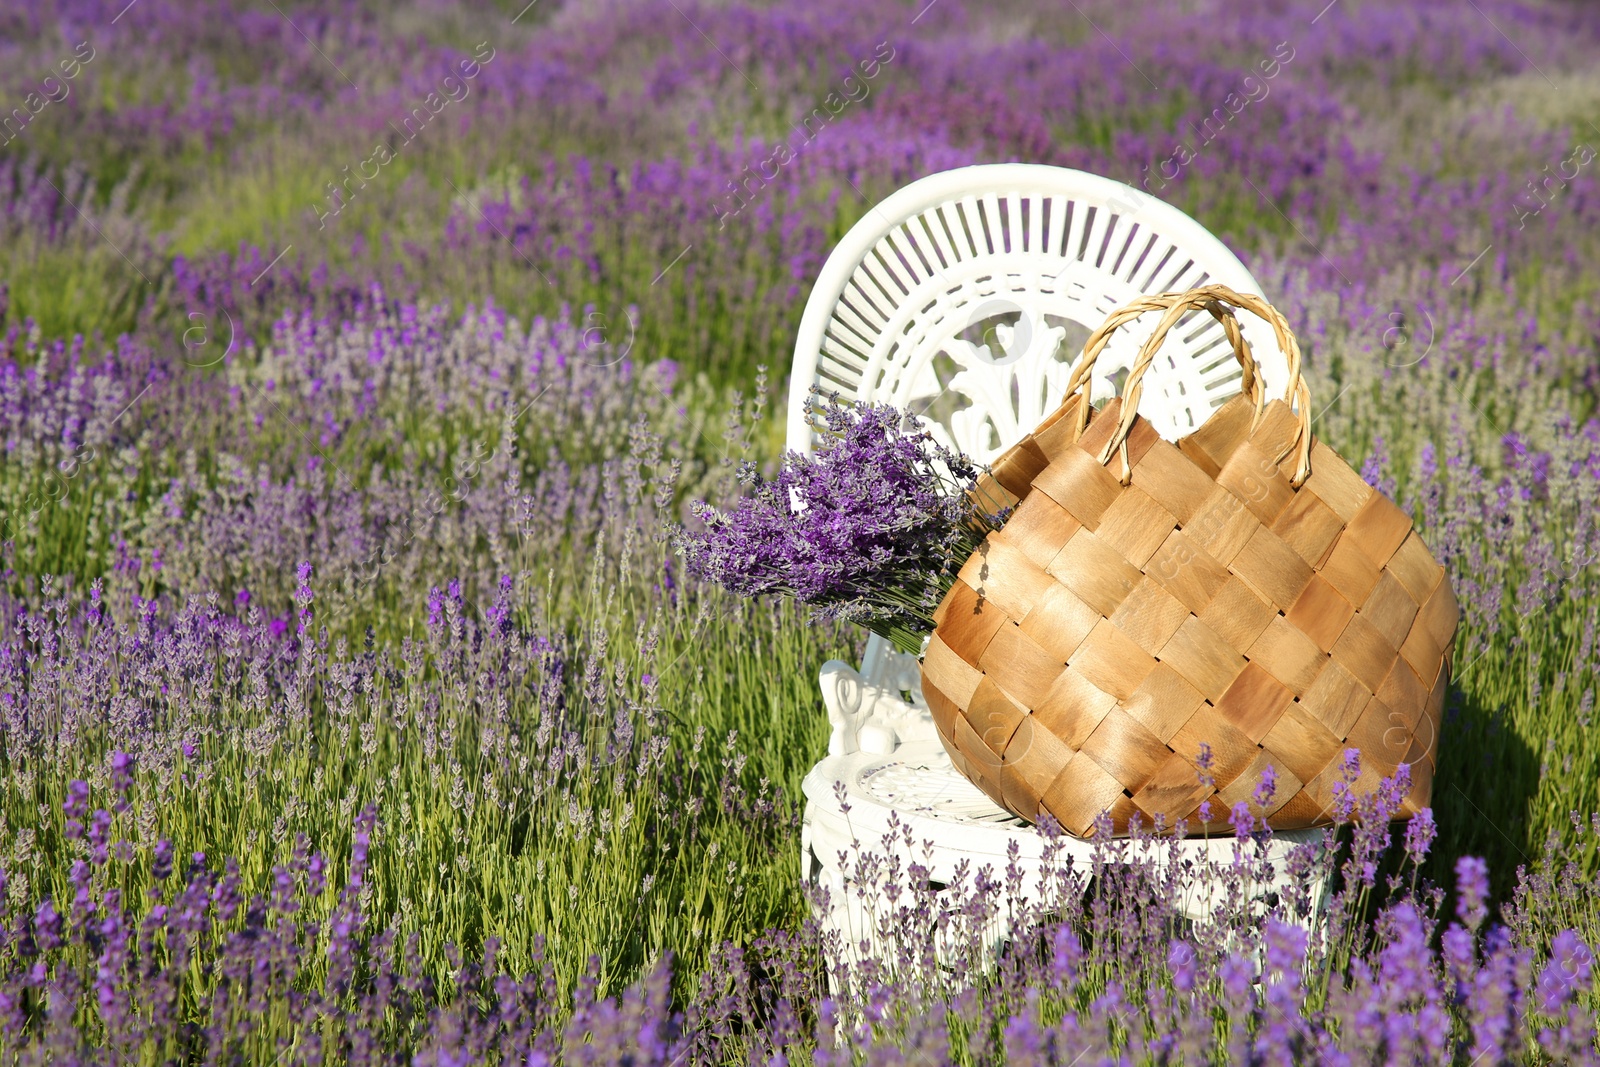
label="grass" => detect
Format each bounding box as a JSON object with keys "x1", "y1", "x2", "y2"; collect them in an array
[
  {"x1": 1, "y1": 1, "x2": 1597, "y2": 1055},
  {"x1": 7, "y1": 510, "x2": 853, "y2": 1016},
  {"x1": 3, "y1": 305, "x2": 1593, "y2": 1027}
]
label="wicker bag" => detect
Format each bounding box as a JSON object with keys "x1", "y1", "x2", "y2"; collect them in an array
[{"x1": 920, "y1": 285, "x2": 1458, "y2": 839}]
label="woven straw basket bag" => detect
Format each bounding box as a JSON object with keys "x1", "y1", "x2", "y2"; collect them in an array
[{"x1": 920, "y1": 285, "x2": 1458, "y2": 839}]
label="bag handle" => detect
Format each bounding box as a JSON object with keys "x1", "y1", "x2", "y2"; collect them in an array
[{"x1": 1063, "y1": 284, "x2": 1313, "y2": 486}]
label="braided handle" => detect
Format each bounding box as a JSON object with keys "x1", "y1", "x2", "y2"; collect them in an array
[{"x1": 1065, "y1": 285, "x2": 1313, "y2": 486}]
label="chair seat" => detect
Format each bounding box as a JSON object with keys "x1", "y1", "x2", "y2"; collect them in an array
[
  {"x1": 801, "y1": 729, "x2": 1328, "y2": 986},
  {"x1": 802, "y1": 731, "x2": 1325, "y2": 897},
  {"x1": 802, "y1": 663, "x2": 1328, "y2": 982},
  {"x1": 802, "y1": 740, "x2": 1040, "y2": 869},
  {"x1": 853, "y1": 744, "x2": 1033, "y2": 828}
]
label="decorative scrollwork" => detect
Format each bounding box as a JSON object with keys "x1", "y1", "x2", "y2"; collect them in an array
[{"x1": 864, "y1": 262, "x2": 1139, "y2": 463}]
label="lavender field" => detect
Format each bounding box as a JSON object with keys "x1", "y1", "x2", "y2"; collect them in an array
[{"x1": 1, "y1": 0, "x2": 1599, "y2": 1061}]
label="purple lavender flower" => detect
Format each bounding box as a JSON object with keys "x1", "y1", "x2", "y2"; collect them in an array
[
  {"x1": 308, "y1": 852, "x2": 327, "y2": 898},
  {"x1": 1403, "y1": 807, "x2": 1437, "y2": 863},
  {"x1": 1533, "y1": 929, "x2": 1594, "y2": 1016},
  {"x1": 1360, "y1": 435, "x2": 1397, "y2": 497},
  {"x1": 1219, "y1": 953, "x2": 1254, "y2": 1005},
  {"x1": 1444, "y1": 923, "x2": 1478, "y2": 988},
  {"x1": 1252, "y1": 764, "x2": 1278, "y2": 809},
  {"x1": 1456, "y1": 856, "x2": 1491, "y2": 932},
  {"x1": 674, "y1": 393, "x2": 1003, "y2": 652},
  {"x1": 110, "y1": 750, "x2": 134, "y2": 812},
  {"x1": 63, "y1": 779, "x2": 90, "y2": 840},
  {"x1": 1167, "y1": 938, "x2": 1197, "y2": 994},
  {"x1": 1051, "y1": 925, "x2": 1082, "y2": 985},
  {"x1": 34, "y1": 899, "x2": 63, "y2": 952},
  {"x1": 151, "y1": 839, "x2": 173, "y2": 882},
  {"x1": 1228, "y1": 801, "x2": 1255, "y2": 839},
  {"x1": 1264, "y1": 919, "x2": 1307, "y2": 982},
  {"x1": 88, "y1": 809, "x2": 113, "y2": 865}
]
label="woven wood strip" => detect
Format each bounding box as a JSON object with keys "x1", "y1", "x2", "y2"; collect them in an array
[{"x1": 926, "y1": 285, "x2": 1458, "y2": 839}]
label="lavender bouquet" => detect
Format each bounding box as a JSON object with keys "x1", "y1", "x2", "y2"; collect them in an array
[{"x1": 675, "y1": 392, "x2": 1008, "y2": 655}]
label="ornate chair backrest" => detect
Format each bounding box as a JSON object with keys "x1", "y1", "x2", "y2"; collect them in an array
[{"x1": 787, "y1": 164, "x2": 1278, "y2": 690}]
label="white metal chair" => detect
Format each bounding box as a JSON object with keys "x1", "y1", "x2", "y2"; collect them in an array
[{"x1": 787, "y1": 164, "x2": 1324, "y2": 972}]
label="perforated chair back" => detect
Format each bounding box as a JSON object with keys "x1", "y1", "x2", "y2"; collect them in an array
[{"x1": 786, "y1": 164, "x2": 1280, "y2": 465}]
